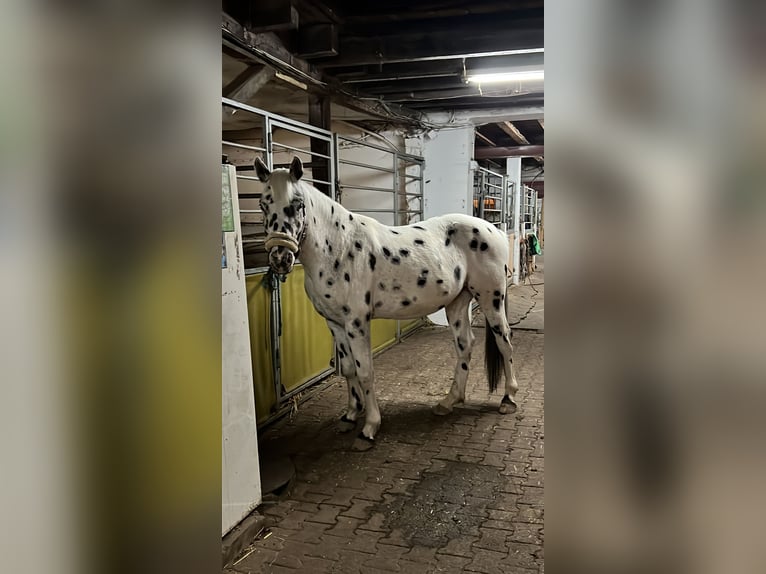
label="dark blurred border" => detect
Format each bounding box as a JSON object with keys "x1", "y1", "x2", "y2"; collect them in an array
[
  {"x1": 1, "y1": 3, "x2": 221, "y2": 574},
  {"x1": 547, "y1": 1, "x2": 766, "y2": 573}
]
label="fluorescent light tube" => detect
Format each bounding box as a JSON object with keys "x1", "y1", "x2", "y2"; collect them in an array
[{"x1": 466, "y1": 70, "x2": 544, "y2": 84}]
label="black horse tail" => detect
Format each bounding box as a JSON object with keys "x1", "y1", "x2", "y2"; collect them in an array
[{"x1": 485, "y1": 317, "x2": 502, "y2": 394}]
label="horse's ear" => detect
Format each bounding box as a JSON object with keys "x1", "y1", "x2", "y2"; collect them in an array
[
  {"x1": 289, "y1": 156, "x2": 304, "y2": 182},
  {"x1": 254, "y1": 156, "x2": 271, "y2": 182}
]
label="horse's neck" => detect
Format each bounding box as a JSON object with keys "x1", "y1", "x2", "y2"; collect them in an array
[{"x1": 300, "y1": 186, "x2": 349, "y2": 271}]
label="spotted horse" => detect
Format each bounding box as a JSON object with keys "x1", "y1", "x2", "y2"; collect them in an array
[{"x1": 256, "y1": 156, "x2": 519, "y2": 451}]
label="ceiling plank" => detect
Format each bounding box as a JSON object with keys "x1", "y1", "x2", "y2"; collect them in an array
[
  {"x1": 475, "y1": 145, "x2": 544, "y2": 159},
  {"x1": 499, "y1": 120, "x2": 543, "y2": 163},
  {"x1": 498, "y1": 121, "x2": 529, "y2": 145},
  {"x1": 475, "y1": 131, "x2": 496, "y2": 147}
]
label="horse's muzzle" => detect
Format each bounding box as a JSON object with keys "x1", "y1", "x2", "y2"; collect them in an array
[{"x1": 269, "y1": 247, "x2": 296, "y2": 275}]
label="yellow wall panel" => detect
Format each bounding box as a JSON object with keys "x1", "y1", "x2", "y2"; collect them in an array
[
  {"x1": 279, "y1": 266, "x2": 335, "y2": 392},
  {"x1": 371, "y1": 319, "x2": 398, "y2": 353},
  {"x1": 245, "y1": 273, "x2": 275, "y2": 423},
  {"x1": 400, "y1": 318, "x2": 424, "y2": 335}
]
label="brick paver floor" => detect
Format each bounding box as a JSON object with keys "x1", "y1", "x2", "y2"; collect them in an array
[{"x1": 227, "y1": 269, "x2": 544, "y2": 574}]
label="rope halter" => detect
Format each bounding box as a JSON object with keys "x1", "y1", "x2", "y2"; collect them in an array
[{"x1": 264, "y1": 231, "x2": 303, "y2": 254}]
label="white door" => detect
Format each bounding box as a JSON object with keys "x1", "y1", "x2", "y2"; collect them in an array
[{"x1": 221, "y1": 163, "x2": 262, "y2": 535}]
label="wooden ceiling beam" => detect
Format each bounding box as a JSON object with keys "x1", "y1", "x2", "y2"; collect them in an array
[
  {"x1": 498, "y1": 120, "x2": 543, "y2": 163},
  {"x1": 498, "y1": 121, "x2": 529, "y2": 145},
  {"x1": 227, "y1": 66, "x2": 276, "y2": 102},
  {"x1": 475, "y1": 130, "x2": 496, "y2": 147},
  {"x1": 475, "y1": 145, "x2": 544, "y2": 159}
]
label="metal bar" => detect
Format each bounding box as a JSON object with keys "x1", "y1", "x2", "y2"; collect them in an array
[
  {"x1": 264, "y1": 116, "x2": 273, "y2": 169},
  {"x1": 393, "y1": 152, "x2": 398, "y2": 226},
  {"x1": 339, "y1": 184, "x2": 396, "y2": 193},
  {"x1": 271, "y1": 120, "x2": 333, "y2": 143},
  {"x1": 331, "y1": 133, "x2": 339, "y2": 202},
  {"x1": 236, "y1": 174, "x2": 264, "y2": 181},
  {"x1": 239, "y1": 209, "x2": 263, "y2": 213},
  {"x1": 479, "y1": 171, "x2": 486, "y2": 219},
  {"x1": 336, "y1": 135, "x2": 396, "y2": 155},
  {"x1": 397, "y1": 154, "x2": 424, "y2": 163},
  {"x1": 245, "y1": 266, "x2": 270, "y2": 275},
  {"x1": 478, "y1": 167, "x2": 504, "y2": 178},
  {"x1": 350, "y1": 208, "x2": 396, "y2": 213},
  {"x1": 338, "y1": 158, "x2": 396, "y2": 173},
  {"x1": 271, "y1": 141, "x2": 331, "y2": 159},
  {"x1": 223, "y1": 140, "x2": 266, "y2": 152},
  {"x1": 222, "y1": 97, "x2": 334, "y2": 138},
  {"x1": 301, "y1": 177, "x2": 332, "y2": 186}
]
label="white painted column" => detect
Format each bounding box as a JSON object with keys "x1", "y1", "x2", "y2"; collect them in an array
[
  {"x1": 506, "y1": 158, "x2": 522, "y2": 285},
  {"x1": 418, "y1": 126, "x2": 475, "y2": 325}
]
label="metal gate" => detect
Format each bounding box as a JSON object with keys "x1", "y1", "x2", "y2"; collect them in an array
[
  {"x1": 334, "y1": 135, "x2": 426, "y2": 346},
  {"x1": 222, "y1": 98, "x2": 337, "y2": 424},
  {"x1": 473, "y1": 166, "x2": 508, "y2": 231},
  {"x1": 522, "y1": 185, "x2": 539, "y2": 236}
]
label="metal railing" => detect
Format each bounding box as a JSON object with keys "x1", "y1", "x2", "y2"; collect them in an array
[
  {"x1": 522, "y1": 185, "x2": 539, "y2": 236},
  {"x1": 473, "y1": 167, "x2": 506, "y2": 229},
  {"x1": 335, "y1": 135, "x2": 424, "y2": 228}
]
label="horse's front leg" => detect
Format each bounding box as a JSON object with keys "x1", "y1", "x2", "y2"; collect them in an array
[
  {"x1": 327, "y1": 321, "x2": 364, "y2": 432},
  {"x1": 344, "y1": 323, "x2": 379, "y2": 451}
]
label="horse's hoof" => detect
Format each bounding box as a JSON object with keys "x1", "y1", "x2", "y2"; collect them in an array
[
  {"x1": 351, "y1": 433, "x2": 375, "y2": 452},
  {"x1": 338, "y1": 415, "x2": 357, "y2": 433},
  {"x1": 499, "y1": 396, "x2": 517, "y2": 414},
  {"x1": 432, "y1": 403, "x2": 453, "y2": 416}
]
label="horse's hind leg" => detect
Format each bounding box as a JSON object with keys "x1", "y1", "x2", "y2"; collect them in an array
[
  {"x1": 434, "y1": 290, "x2": 475, "y2": 416},
  {"x1": 327, "y1": 321, "x2": 364, "y2": 432},
  {"x1": 478, "y1": 288, "x2": 519, "y2": 414}
]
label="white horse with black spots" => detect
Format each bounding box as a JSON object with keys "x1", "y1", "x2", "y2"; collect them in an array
[{"x1": 256, "y1": 157, "x2": 518, "y2": 451}]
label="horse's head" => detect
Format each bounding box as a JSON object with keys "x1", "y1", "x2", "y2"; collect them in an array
[{"x1": 255, "y1": 156, "x2": 307, "y2": 275}]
